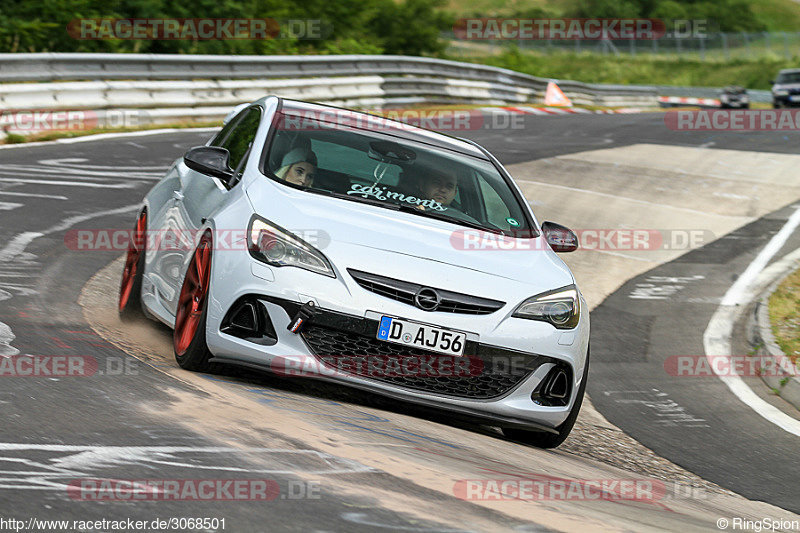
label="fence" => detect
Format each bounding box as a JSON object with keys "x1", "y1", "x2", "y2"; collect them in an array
[{"x1": 446, "y1": 32, "x2": 800, "y2": 61}]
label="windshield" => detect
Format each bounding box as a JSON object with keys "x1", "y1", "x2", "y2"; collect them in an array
[
  {"x1": 262, "y1": 112, "x2": 533, "y2": 235},
  {"x1": 777, "y1": 72, "x2": 800, "y2": 84}
]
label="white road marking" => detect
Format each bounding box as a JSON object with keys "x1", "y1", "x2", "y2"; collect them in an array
[
  {"x1": 0, "y1": 232, "x2": 44, "y2": 263},
  {"x1": 0, "y1": 165, "x2": 162, "y2": 180},
  {"x1": 0, "y1": 191, "x2": 68, "y2": 200},
  {"x1": 721, "y1": 207, "x2": 800, "y2": 307},
  {"x1": 704, "y1": 207, "x2": 800, "y2": 437},
  {"x1": 0, "y1": 444, "x2": 375, "y2": 491},
  {"x1": 0, "y1": 178, "x2": 136, "y2": 188},
  {"x1": 0, "y1": 202, "x2": 22, "y2": 211},
  {"x1": 37, "y1": 158, "x2": 169, "y2": 172},
  {"x1": 0, "y1": 127, "x2": 218, "y2": 151},
  {"x1": 629, "y1": 275, "x2": 705, "y2": 300},
  {"x1": 0, "y1": 204, "x2": 139, "y2": 368},
  {"x1": 0, "y1": 321, "x2": 18, "y2": 357},
  {"x1": 43, "y1": 204, "x2": 139, "y2": 234},
  {"x1": 604, "y1": 389, "x2": 709, "y2": 427}
]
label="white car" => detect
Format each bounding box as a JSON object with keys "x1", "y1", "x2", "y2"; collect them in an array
[{"x1": 118, "y1": 96, "x2": 590, "y2": 448}]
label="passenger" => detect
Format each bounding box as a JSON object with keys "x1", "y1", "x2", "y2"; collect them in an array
[
  {"x1": 275, "y1": 147, "x2": 317, "y2": 187},
  {"x1": 417, "y1": 168, "x2": 458, "y2": 209}
]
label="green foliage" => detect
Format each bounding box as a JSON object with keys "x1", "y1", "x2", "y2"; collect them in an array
[
  {"x1": 3, "y1": 133, "x2": 26, "y2": 144},
  {"x1": 562, "y1": 0, "x2": 768, "y2": 32},
  {"x1": 0, "y1": 0, "x2": 450, "y2": 55},
  {"x1": 373, "y1": 0, "x2": 451, "y2": 56}
]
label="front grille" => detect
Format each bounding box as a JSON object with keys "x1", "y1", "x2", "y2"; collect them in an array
[
  {"x1": 301, "y1": 323, "x2": 538, "y2": 399},
  {"x1": 348, "y1": 269, "x2": 504, "y2": 315}
]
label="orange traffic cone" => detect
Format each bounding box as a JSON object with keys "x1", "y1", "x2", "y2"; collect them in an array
[{"x1": 544, "y1": 81, "x2": 572, "y2": 107}]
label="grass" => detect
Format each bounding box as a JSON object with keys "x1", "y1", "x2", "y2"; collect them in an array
[
  {"x1": 750, "y1": 0, "x2": 800, "y2": 31},
  {"x1": 442, "y1": 0, "x2": 554, "y2": 16},
  {"x1": 448, "y1": 47, "x2": 799, "y2": 89},
  {"x1": 768, "y1": 267, "x2": 800, "y2": 365}
]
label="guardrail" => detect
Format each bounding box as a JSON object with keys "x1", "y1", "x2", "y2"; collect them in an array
[
  {"x1": 0, "y1": 53, "x2": 657, "y2": 128},
  {"x1": 655, "y1": 85, "x2": 772, "y2": 103}
]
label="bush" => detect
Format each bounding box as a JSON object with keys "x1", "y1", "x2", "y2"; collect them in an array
[{"x1": 0, "y1": 0, "x2": 450, "y2": 55}]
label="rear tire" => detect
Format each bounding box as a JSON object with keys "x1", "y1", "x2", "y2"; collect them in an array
[
  {"x1": 173, "y1": 232, "x2": 218, "y2": 373},
  {"x1": 118, "y1": 210, "x2": 147, "y2": 320},
  {"x1": 503, "y1": 348, "x2": 590, "y2": 449}
]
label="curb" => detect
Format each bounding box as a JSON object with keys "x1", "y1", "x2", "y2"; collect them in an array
[
  {"x1": 490, "y1": 105, "x2": 646, "y2": 116},
  {"x1": 657, "y1": 96, "x2": 721, "y2": 108},
  {"x1": 749, "y1": 266, "x2": 800, "y2": 410}
]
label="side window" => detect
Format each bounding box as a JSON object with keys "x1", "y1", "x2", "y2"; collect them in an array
[
  {"x1": 213, "y1": 107, "x2": 262, "y2": 171},
  {"x1": 209, "y1": 111, "x2": 244, "y2": 147},
  {"x1": 478, "y1": 175, "x2": 513, "y2": 230}
]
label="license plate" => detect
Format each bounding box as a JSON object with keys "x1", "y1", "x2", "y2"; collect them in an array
[
  {"x1": 376, "y1": 316, "x2": 467, "y2": 356},
  {"x1": 790, "y1": 95, "x2": 800, "y2": 102}
]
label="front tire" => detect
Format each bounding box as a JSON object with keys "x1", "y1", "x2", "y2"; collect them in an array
[
  {"x1": 503, "y1": 349, "x2": 590, "y2": 449},
  {"x1": 173, "y1": 232, "x2": 217, "y2": 373},
  {"x1": 118, "y1": 210, "x2": 147, "y2": 320}
]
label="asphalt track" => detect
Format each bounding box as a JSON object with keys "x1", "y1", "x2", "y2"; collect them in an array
[{"x1": 1, "y1": 112, "x2": 799, "y2": 529}]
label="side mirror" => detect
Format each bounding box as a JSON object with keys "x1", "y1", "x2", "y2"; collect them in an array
[
  {"x1": 770, "y1": 80, "x2": 775, "y2": 84},
  {"x1": 542, "y1": 221, "x2": 578, "y2": 253},
  {"x1": 184, "y1": 146, "x2": 234, "y2": 183}
]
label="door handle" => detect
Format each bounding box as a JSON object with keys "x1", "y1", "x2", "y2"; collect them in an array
[{"x1": 172, "y1": 190, "x2": 184, "y2": 202}]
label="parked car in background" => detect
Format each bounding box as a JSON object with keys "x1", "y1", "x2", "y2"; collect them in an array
[
  {"x1": 771, "y1": 69, "x2": 800, "y2": 108},
  {"x1": 719, "y1": 86, "x2": 749, "y2": 109}
]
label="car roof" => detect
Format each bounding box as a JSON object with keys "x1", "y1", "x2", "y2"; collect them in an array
[
  {"x1": 272, "y1": 97, "x2": 490, "y2": 160},
  {"x1": 778, "y1": 68, "x2": 800, "y2": 74}
]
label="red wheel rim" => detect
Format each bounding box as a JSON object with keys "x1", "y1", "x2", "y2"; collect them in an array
[
  {"x1": 174, "y1": 235, "x2": 212, "y2": 356},
  {"x1": 118, "y1": 211, "x2": 147, "y2": 312}
]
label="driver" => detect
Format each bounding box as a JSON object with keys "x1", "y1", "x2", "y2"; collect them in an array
[
  {"x1": 417, "y1": 168, "x2": 458, "y2": 209},
  {"x1": 275, "y1": 147, "x2": 317, "y2": 187}
]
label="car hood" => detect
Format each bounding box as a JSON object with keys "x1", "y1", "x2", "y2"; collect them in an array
[
  {"x1": 774, "y1": 83, "x2": 800, "y2": 91},
  {"x1": 245, "y1": 182, "x2": 575, "y2": 292}
]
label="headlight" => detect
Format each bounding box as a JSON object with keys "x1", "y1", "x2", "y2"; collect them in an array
[
  {"x1": 248, "y1": 216, "x2": 335, "y2": 277},
  {"x1": 512, "y1": 285, "x2": 580, "y2": 329},
  {"x1": 774, "y1": 89, "x2": 789, "y2": 96},
  {"x1": 720, "y1": 94, "x2": 729, "y2": 101}
]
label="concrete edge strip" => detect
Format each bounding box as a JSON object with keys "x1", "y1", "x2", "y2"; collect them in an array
[
  {"x1": 751, "y1": 255, "x2": 800, "y2": 409},
  {"x1": 703, "y1": 207, "x2": 800, "y2": 437}
]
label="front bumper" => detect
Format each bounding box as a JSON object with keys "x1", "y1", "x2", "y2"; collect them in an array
[
  {"x1": 204, "y1": 252, "x2": 590, "y2": 430},
  {"x1": 773, "y1": 94, "x2": 800, "y2": 107}
]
